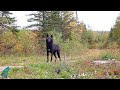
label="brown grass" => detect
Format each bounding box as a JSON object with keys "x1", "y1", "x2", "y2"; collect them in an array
[{"x1": 67, "y1": 48, "x2": 120, "y2": 79}]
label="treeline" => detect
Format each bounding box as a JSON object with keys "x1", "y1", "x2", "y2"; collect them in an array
[
  {"x1": 0, "y1": 11, "x2": 119, "y2": 56},
  {"x1": 107, "y1": 15, "x2": 120, "y2": 49}
]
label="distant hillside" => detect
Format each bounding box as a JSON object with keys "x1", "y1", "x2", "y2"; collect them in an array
[{"x1": 92, "y1": 31, "x2": 110, "y2": 35}]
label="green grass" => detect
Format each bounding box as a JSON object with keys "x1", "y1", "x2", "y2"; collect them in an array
[
  {"x1": 100, "y1": 52, "x2": 116, "y2": 60},
  {"x1": 0, "y1": 55, "x2": 77, "y2": 79},
  {"x1": 8, "y1": 62, "x2": 76, "y2": 79}
]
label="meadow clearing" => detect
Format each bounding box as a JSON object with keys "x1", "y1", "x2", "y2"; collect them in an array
[{"x1": 0, "y1": 49, "x2": 120, "y2": 79}]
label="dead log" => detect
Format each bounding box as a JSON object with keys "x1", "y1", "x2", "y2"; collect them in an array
[{"x1": 92, "y1": 60, "x2": 116, "y2": 66}]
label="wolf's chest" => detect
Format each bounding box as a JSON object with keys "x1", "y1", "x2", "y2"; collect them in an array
[{"x1": 47, "y1": 49, "x2": 51, "y2": 52}]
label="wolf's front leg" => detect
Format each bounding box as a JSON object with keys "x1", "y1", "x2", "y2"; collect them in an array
[
  {"x1": 47, "y1": 51, "x2": 49, "y2": 62},
  {"x1": 51, "y1": 53, "x2": 53, "y2": 62}
]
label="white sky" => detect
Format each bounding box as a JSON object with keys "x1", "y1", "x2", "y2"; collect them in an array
[
  {"x1": 10, "y1": 11, "x2": 120, "y2": 31},
  {"x1": 10, "y1": 11, "x2": 34, "y2": 28},
  {"x1": 77, "y1": 11, "x2": 120, "y2": 31}
]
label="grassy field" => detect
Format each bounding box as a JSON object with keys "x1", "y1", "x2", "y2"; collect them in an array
[
  {"x1": 0, "y1": 55, "x2": 77, "y2": 79},
  {"x1": 0, "y1": 49, "x2": 120, "y2": 79}
]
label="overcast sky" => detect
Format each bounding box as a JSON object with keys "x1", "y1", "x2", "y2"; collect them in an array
[{"x1": 10, "y1": 11, "x2": 120, "y2": 31}]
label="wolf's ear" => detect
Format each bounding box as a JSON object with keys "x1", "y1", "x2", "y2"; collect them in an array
[
  {"x1": 51, "y1": 35, "x2": 53, "y2": 38},
  {"x1": 46, "y1": 33, "x2": 49, "y2": 37}
]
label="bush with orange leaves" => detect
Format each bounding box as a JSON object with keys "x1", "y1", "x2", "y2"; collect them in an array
[
  {"x1": 0, "y1": 29, "x2": 40, "y2": 56},
  {"x1": 13, "y1": 29, "x2": 39, "y2": 55},
  {"x1": 0, "y1": 30, "x2": 17, "y2": 55}
]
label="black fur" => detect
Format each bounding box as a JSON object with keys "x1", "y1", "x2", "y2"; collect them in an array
[{"x1": 46, "y1": 34, "x2": 61, "y2": 62}]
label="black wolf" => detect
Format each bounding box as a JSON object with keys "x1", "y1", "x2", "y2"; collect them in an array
[{"x1": 46, "y1": 34, "x2": 61, "y2": 62}]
